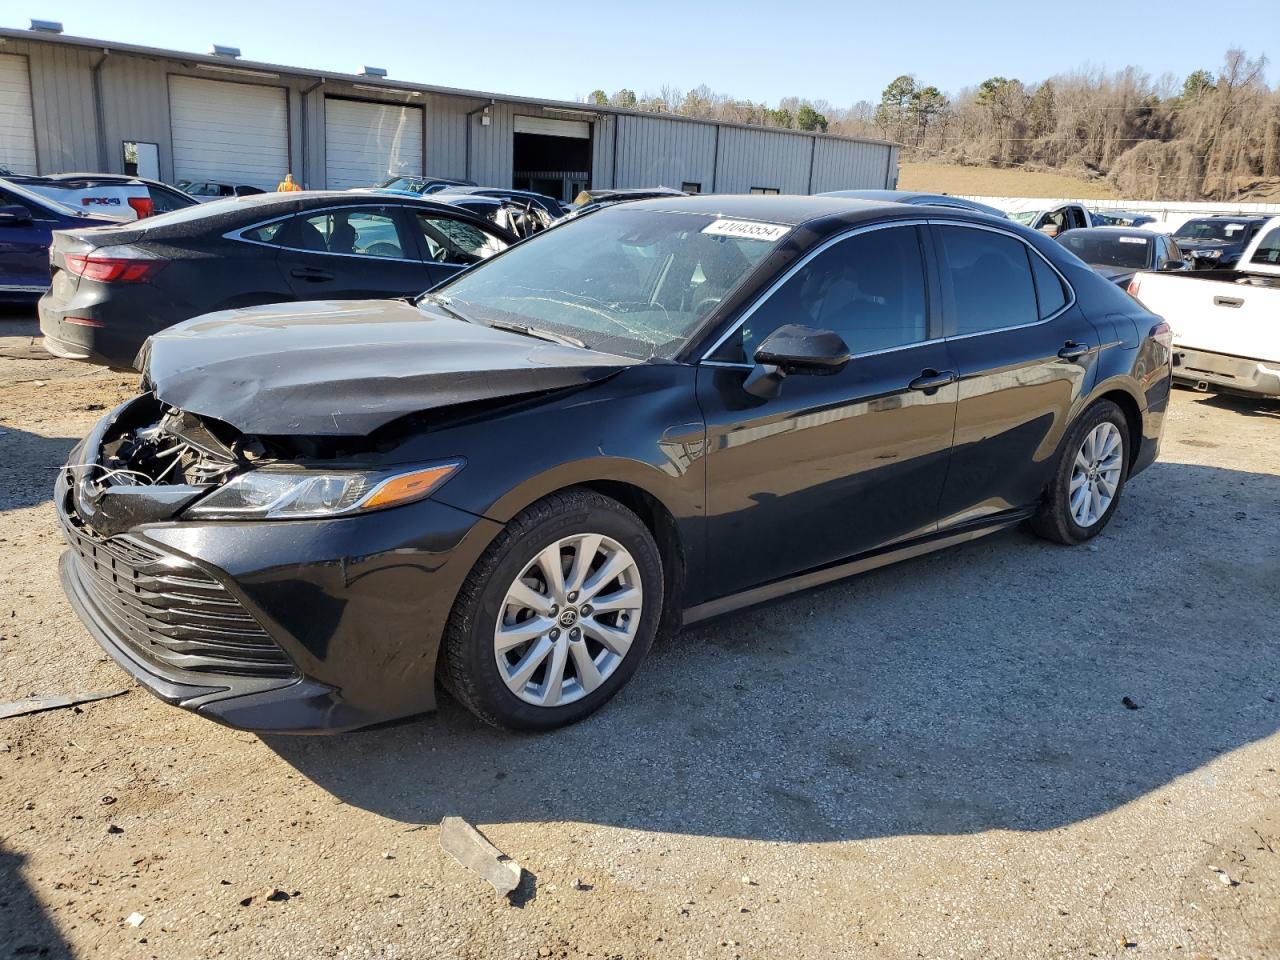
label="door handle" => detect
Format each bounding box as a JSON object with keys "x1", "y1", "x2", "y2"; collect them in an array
[
  {"x1": 290, "y1": 267, "x2": 335, "y2": 281},
  {"x1": 1057, "y1": 341, "x2": 1091, "y2": 361},
  {"x1": 1213, "y1": 296, "x2": 1244, "y2": 308},
  {"x1": 907, "y1": 369, "x2": 957, "y2": 391}
]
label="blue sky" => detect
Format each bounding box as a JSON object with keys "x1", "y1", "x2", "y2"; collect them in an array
[{"x1": 7, "y1": 0, "x2": 1274, "y2": 105}]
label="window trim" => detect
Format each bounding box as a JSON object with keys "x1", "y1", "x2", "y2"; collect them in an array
[
  {"x1": 697, "y1": 219, "x2": 932, "y2": 367},
  {"x1": 926, "y1": 219, "x2": 1076, "y2": 341},
  {"x1": 226, "y1": 204, "x2": 419, "y2": 262}
]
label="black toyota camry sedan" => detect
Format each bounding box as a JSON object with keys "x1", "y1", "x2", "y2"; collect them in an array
[
  {"x1": 38, "y1": 191, "x2": 515, "y2": 369},
  {"x1": 55, "y1": 195, "x2": 1172, "y2": 734}
]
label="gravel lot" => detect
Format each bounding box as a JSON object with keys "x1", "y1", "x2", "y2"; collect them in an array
[{"x1": 2, "y1": 314, "x2": 1277, "y2": 959}]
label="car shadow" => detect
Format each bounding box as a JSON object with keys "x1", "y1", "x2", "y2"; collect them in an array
[
  {"x1": 267, "y1": 459, "x2": 1278, "y2": 843},
  {"x1": 0, "y1": 845, "x2": 74, "y2": 959},
  {"x1": 0, "y1": 426, "x2": 77, "y2": 513},
  {"x1": 1184, "y1": 388, "x2": 1280, "y2": 420}
]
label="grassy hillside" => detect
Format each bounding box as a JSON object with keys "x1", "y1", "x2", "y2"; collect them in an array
[{"x1": 898, "y1": 163, "x2": 1118, "y2": 200}]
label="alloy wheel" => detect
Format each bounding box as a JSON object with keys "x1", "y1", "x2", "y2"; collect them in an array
[
  {"x1": 494, "y1": 534, "x2": 643, "y2": 707},
  {"x1": 1069, "y1": 421, "x2": 1123, "y2": 528}
]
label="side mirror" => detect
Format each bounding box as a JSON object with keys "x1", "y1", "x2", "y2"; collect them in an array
[
  {"x1": 0, "y1": 204, "x2": 33, "y2": 226},
  {"x1": 743, "y1": 324, "x2": 850, "y2": 399}
]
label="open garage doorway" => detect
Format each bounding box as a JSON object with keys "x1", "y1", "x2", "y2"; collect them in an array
[{"x1": 512, "y1": 115, "x2": 591, "y2": 201}]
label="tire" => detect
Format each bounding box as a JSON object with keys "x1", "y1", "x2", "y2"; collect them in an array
[
  {"x1": 1030, "y1": 400, "x2": 1130, "y2": 545},
  {"x1": 440, "y1": 488, "x2": 664, "y2": 731}
]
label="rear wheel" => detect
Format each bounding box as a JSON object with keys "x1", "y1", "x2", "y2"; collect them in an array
[
  {"x1": 440, "y1": 489, "x2": 663, "y2": 731},
  {"x1": 1030, "y1": 400, "x2": 1130, "y2": 545}
]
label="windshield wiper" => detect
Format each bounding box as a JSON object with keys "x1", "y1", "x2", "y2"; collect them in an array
[
  {"x1": 420, "y1": 293, "x2": 586, "y2": 348},
  {"x1": 483, "y1": 318, "x2": 587, "y2": 349},
  {"x1": 418, "y1": 292, "x2": 478, "y2": 324}
]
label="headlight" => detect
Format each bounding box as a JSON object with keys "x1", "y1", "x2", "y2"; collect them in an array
[
  {"x1": 185, "y1": 461, "x2": 462, "y2": 520},
  {"x1": 1196, "y1": 249, "x2": 1221, "y2": 259}
]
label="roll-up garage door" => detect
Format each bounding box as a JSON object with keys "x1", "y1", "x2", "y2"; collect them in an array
[
  {"x1": 513, "y1": 115, "x2": 590, "y2": 139},
  {"x1": 0, "y1": 54, "x2": 38, "y2": 175},
  {"x1": 324, "y1": 98, "x2": 424, "y2": 189},
  {"x1": 169, "y1": 75, "x2": 289, "y2": 191}
]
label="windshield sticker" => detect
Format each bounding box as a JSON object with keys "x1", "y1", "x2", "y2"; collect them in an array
[
  {"x1": 1224, "y1": 224, "x2": 1244, "y2": 233},
  {"x1": 702, "y1": 219, "x2": 791, "y2": 242},
  {"x1": 1118, "y1": 237, "x2": 1149, "y2": 244}
]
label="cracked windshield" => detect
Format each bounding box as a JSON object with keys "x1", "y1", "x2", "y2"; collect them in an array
[{"x1": 430, "y1": 208, "x2": 783, "y2": 359}]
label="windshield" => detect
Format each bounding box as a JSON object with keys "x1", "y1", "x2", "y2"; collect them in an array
[
  {"x1": 1060, "y1": 231, "x2": 1152, "y2": 270},
  {"x1": 431, "y1": 208, "x2": 786, "y2": 360},
  {"x1": 1008, "y1": 209, "x2": 1041, "y2": 226},
  {"x1": 380, "y1": 177, "x2": 430, "y2": 194},
  {"x1": 1173, "y1": 219, "x2": 1250, "y2": 242}
]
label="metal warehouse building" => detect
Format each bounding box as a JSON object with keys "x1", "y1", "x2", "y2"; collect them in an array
[{"x1": 0, "y1": 25, "x2": 899, "y2": 201}]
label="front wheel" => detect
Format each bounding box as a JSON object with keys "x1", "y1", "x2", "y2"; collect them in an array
[
  {"x1": 1030, "y1": 400, "x2": 1130, "y2": 545},
  {"x1": 440, "y1": 489, "x2": 663, "y2": 731}
]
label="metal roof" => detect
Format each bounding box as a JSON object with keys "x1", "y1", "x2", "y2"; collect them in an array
[{"x1": 0, "y1": 27, "x2": 895, "y2": 149}]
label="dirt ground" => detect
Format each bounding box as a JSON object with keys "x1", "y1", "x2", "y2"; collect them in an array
[{"x1": 1, "y1": 315, "x2": 1277, "y2": 960}]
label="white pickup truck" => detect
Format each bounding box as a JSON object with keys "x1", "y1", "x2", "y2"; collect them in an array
[{"x1": 1128, "y1": 216, "x2": 1280, "y2": 398}]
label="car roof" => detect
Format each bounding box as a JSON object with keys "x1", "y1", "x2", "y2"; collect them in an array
[
  {"x1": 619, "y1": 193, "x2": 935, "y2": 226},
  {"x1": 1062, "y1": 225, "x2": 1160, "y2": 234}
]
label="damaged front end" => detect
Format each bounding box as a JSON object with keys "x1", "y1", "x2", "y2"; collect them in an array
[
  {"x1": 55, "y1": 394, "x2": 502, "y2": 732},
  {"x1": 68, "y1": 395, "x2": 249, "y2": 536}
]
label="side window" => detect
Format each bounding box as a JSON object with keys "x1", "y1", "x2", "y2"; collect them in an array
[
  {"x1": 734, "y1": 226, "x2": 928, "y2": 362},
  {"x1": 149, "y1": 188, "x2": 189, "y2": 214},
  {"x1": 414, "y1": 214, "x2": 507, "y2": 265},
  {"x1": 298, "y1": 209, "x2": 406, "y2": 258},
  {"x1": 1028, "y1": 248, "x2": 1068, "y2": 318},
  {"x1": 242, "y1": 219, "x2": 287, "y2": 245},
  {"x1": 1249, "y1": 226, "x2": 1280, "y2": 266},
  {"x1": 936, "y1": 226, "x2": 1039, "y2": 335}
]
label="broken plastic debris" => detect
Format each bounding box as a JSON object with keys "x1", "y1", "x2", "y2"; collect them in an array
[
  {"x1": 126, "y1": 912, "x2": 145, "y2": 928},
  {"x1": 439, "y1": 816, "x2": 522, "y2": 897}
]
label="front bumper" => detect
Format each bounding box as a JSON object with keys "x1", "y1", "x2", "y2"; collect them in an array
[
  {"x1": 1174, "y1": 347, "x2": 1280, "y2": 398},
  {"x1": 54, "y1": 442, "x2": 503, "y2": 732}
]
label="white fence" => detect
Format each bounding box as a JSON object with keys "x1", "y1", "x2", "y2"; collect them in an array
[{"x1": 963, "y1": 195, "x2": 1280, "y2": 231}]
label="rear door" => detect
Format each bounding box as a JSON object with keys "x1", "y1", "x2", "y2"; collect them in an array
[
  {"x1": 930, "y1": 222, "x2": 1100, "y2": 528},
  {"x1": 275, "y1": 204, "x2": 435, "y2": 299}
]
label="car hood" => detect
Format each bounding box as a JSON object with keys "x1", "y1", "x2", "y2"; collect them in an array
[
  {"x1": 1172, "y1": 237, "x2": 1234, "y2": 252},
  {"x1": 140, "y1": 299, "x2": 641, "y2": 436}
]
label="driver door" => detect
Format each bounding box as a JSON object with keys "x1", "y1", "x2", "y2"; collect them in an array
[{"x1": 695, "y1": 223, "x2": 958, "y2": 598}]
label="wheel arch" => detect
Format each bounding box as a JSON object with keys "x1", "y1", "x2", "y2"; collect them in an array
[{"x1": 1084, "y1": 378, "x2": 1145, "y2": 471}]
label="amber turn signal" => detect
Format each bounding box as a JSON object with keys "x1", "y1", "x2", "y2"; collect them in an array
[{"x1": 361, "y1": 463, "x2": 461, "y2": 510}]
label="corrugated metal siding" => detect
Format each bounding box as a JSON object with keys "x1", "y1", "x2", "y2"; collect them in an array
[
  {"x1": 714, "y1": 126, "x2": 813, "y2": 194},
  {"x1": 810, "y1": 137, "x2": 897, "y2": 193},
  {"x1": 611, "y1": 115, "x2": 716, "y2": 190},
  {"x1": 424, "y1": 93, "x2": 473, "y2": 180},
  {"x1": 9, "y1": 32, "x2": 896, "y2": 195},
  {"x1": 98, "y1": 56, "x2": 174, "y2": 179},
  {"x1": 9, "y1": 42, "x2": 99, "y2": 173},
  {"x1": 591, "y1": 114, "x2": 615, "y2": 189}
]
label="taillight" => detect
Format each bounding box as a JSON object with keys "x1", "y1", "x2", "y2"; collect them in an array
[
  {"x1": 1127, "y1": 274, "x2": 1142, "y2": 297},
  {"x1": 1150, "y1": 320, "x2": 1174, "y2": 349},
  {"x1": 64, "y1": 254, "x2": 165, "y2": 283},
  {"x1": 127, "y1": 197, "x2": 155, "y2": 219}
]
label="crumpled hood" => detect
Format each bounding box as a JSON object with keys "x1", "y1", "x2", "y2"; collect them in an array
[
  {"x1": 1173, "y1": 237, "x2": 1233, "y2": 254},
  {"x1": 141, "y1": 299, "x2": 639, "y2": 436}
]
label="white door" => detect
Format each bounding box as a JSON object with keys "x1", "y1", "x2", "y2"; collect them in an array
[
  {"x1": 324, "y1": 98, "x2": 423, "y2": 189},
  {"x1": 0, "y1": 54, "x2": 38, "y2": 175},
  {"x1": 513, "y1": 115, "x2": 590, "y2": 139},
  {"x1": 169, "y1": 75, "x2": 289, "y2": 191}
]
